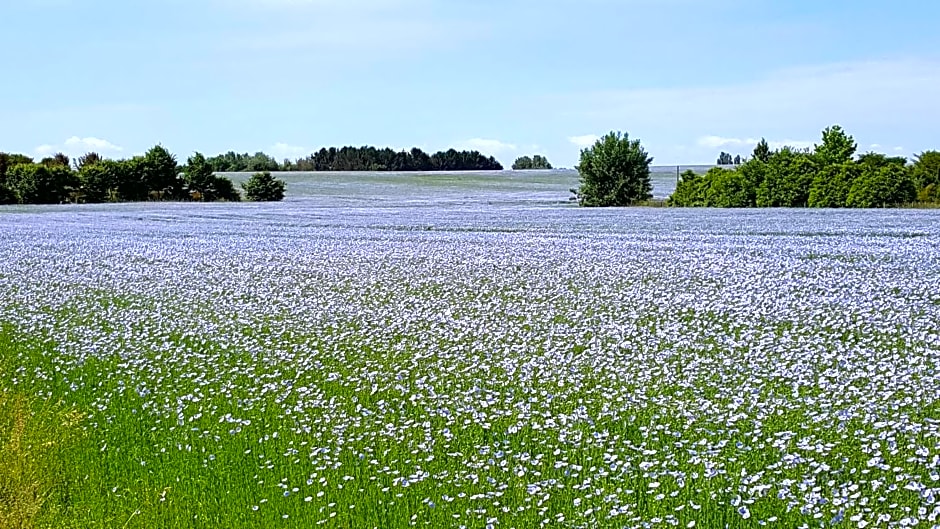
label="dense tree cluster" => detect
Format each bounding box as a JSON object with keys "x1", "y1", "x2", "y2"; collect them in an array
[
  {"x1": 573, "y1": 131, "x2": 653, "y2": 207},
  {"x1": 206, "y1": 152, "x2": 281, "y2": 173},
  {"x1": 0, "y1": 146, "x2": 247, "y2": 204},
  {"x1": 512, "y1": 155, "x2": 553, "y2": 170},
  {"x1": 670, "y1": 126, "x2": 938, "y2": 208},
  {"x1": 716, "y1": 152, "x2": 742, "y2": 166},
  {"x1": 286, "y1": 146, "x2": 502, "y2": 172}
]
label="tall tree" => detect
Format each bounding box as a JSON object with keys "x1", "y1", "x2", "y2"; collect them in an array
[
  {"x1": 573, "y1": 131, "x2": 653, "y2": 206},
  {"x1": 814, "y1": 125, "x2": 857, "y2": 166},
  {"x1": 752, "y1": 139, "x2": 771, "y2": 163}
]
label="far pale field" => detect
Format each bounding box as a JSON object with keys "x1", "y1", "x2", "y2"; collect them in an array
[{"x1": 1, "y1": 171, "x2": 939, "y2": 528}]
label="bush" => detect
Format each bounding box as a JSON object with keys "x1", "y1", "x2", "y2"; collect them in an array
[
  {"x1": 242, "y1": 172, "x2": 286, "y2": 202},
  {"x1": 756, "y1": 148, "x2": 816, "y2": 207},
  {"x1": 573, "y1": 131, "x2": 652, "y2": 206},
  {"x1": 6, "y1": 164, "x2": 77, "y2": 204},
  {"x1": 808, "y1": 163, "x2": 859, "y2": 208},
  {"x1": 846, "y1": 165, "x2": 917, "y2": 208}
]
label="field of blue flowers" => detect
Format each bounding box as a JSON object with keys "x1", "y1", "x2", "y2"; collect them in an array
[{"x1": 1, "y1": 197, "x2": 939, "y2": 528}]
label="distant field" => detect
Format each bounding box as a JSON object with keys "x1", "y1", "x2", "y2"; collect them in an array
[
  {"x1": 220, "y1": 165, "x2": 711, "y2": 204},
  {"x1": 2, "y1": 183, "x2": 940, "y2": 528}
]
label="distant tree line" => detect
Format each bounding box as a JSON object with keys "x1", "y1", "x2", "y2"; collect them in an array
[
  {"x1": 716, "y1": 152, "x2": 742, "y2": 166},
  {"x1": 669, "y1": 126, "x2": 940, "y2": 207},
  {"x1": 282, "y1": 146, "x2": 503, "y2": 172},
  {"x1": 512, "y1": 155, "x2": 553, "y2": 170},
  {"x1": 0, "y1": 146, "x2": 286, "y2": 205}
]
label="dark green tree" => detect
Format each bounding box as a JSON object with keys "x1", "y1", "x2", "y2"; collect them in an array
[
  {"x1": 717, "y1": 152, "x2": 734, "y2": 165},
  {"x1": 242, "y1": 172, "x2": 286, "y2": 202},
  {"x1": 140, "y1": 145, "x2": 182, "y2": 199},
  {"x1": 79, "y1": 162, "x2": 122, "y2": 203},
  {"x1": 512, "y1": 155, "x2": 553, "y2": 170},
  {"x1": 756, "y1": 147, "x2": 816, "y2": 207},
  {"x1": 752, "y1": 139, "x2": 771, "y2": 163},
  {"x1": 75, "y1": 152, "x2": 103, "y2": 171},
  {"x1": 183, "y1": 152, "x2": 240, "y2": 201},
  {"x1": 846, "y1": 164, "x2": 916, "y2": 207},
  {"x1": 808, "y1": 163, "x2": 860, "y2": 208},
  {"x1": 913, "y1": 151, "x2": 940, "y2": 195},
  {"x1": 573, "y1": 131, "x2": 653, "y2": 206},
  {"x1": 6, "y1": 163, "x2": 77, "y2": 204}
]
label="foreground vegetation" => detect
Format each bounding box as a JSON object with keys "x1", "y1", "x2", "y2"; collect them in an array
[
  {"x1": 669, "y1": 126, "x2": 940, "y2": 207},
  {"x1": 1, "y1": 205, "x2": 938, "y2": 528}
]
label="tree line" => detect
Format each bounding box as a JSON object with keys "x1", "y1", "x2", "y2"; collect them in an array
[
  {"x1": 512, "y1": 155, "x2": 553, "y2": 170},
  {"x1": 0, "y1": 147, "x2": 285, "y2": 205},
  {"x1": 209, "y1": 146, "x2": 504, "y2": 172},
  {"x1": 572, "y1": 126, "x2": 940, "y2": 208},
  {"x1": 669, "y1": 126, "x2": 940, "y2": 207}
]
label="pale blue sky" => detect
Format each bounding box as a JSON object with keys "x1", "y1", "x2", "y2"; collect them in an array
[{"x1": 1, "y1": 0, "x2": 938, "y2": 167}]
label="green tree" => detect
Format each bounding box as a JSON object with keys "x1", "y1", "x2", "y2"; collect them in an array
[
  {"x1": 752, "y1": 139, "x2": 771, "y2": 163},
  {"x1": 75, "y1": 152, "x2": 103, "y2": 171},
  {"x1": 79, "y1": 162, "x2": 121, "y2": 203},
  {"x1": 668, "y1": 170, "x2": 705, "y2": 207},
  {"x1": 40, "y1": 153, "x2": 70, "y2": 168},
  {"x1": 512, "y1": 156, "x2": 534, "y2": 170},
  {"x1": 573, "y1": 131, "x2": 653, "y2": 206},
  {"x1": 140, "y1": 145, "x2": 181, "y2": 199},
  {"x1": 756, "y1": 147, "x2": 816, "y2": 207},
  {"x1": 183, "y1": 152, "x2": 240, "y2": 201},
  {"x1": 6, "y1": 163, "x2": 77, "y2": 204},
  {"x1": 912, "y1": 151, "x2": 940, "y2": 196},
  {"x1": 512, "y1": 155, "x2": 553, "y2": 170},
  {"x1": 808, "y1": 163, "x2": 859, "y2": 208},
  {"x1": 242, "y1": 171, "x2": 286, "y2": 202},
  {"x1": 846, "y1": 164, "x2": 916, "y2": 208},
  {"x1": 814, "y1": 125, "x2": 857, "y2": 166},
  {"x1": 0, "y1": 153, "x2": 33, "y2": 180},
  {"x1": 716, "y1": 152, "x2": 734, "y2": 165}
]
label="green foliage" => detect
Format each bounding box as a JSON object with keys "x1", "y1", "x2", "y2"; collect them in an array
[
  {"x1": 78, "y1": 162, "x2": 121, "y2": 203},
  {"x1": 75, "y1": 152, "x2": 103, "y2": 171},
  {"x1": 291, "y1": 146, "x2": 502, "y2": 172},
  {"x1": 668, "y1": 168, "x2": 749, "y2": 207},
  {"x1": 6, "y1": 163, "x2": 78, "y2": 204},
  {"x1": 0, "y1": 153, "x2": 33, "y2": 181},
  {"x1": 808, "y1": 163, "x2": 860, "y2": 208},
  {"x1": 207, "y1": 151, "x2": 280, "y2": 173},
  {"x1": 183, "y1": 152, "x2": 240, "y2": 201},
  {"x1": 140, "y1": 145, "x2": 182, "y2": 199},
  {"x1": 756, "y1": 147, "x2": 816, "y2": 207},
  {"x1": 242, "y1": 171, "x2": 286, "y2": 202},
  {"x1": 512, "y1": 155, "x2": 553, "y2": 170},
  {"x1": 573, "y1": 131, "x2": 653, "y2": 206},
  {"x1": 752, "y1": 139, "x2": 771, "y2": 163},
  {"x1": 39, "y1": 152, "x2": 70, "y2": 169},
  {"x1": 813, "y1": 125, "x2": 857, "y2": 166},
  {"x1": 913, "y1": 151, "x2": 940, "y2": 197},
  {"x1": 846, "y1": 164, "x2": 917, "y2": 208}
]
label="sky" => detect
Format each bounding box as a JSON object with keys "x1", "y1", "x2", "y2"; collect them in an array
[{"x1": 1, "y1": 0, "x2": 938, "y2": 168}]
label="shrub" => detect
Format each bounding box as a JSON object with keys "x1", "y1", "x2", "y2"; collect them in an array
[
  {"x1": 573, "y1": 131, "x2": 652, "y2": 206},
  {"x1": 242, "y1": 172, "x2": 286, "y2": 202}
]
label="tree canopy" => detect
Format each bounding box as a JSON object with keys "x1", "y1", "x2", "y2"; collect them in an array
[
  {"x1": 242, "y1": 172, "x2": 286, "y2": 202},
  {"x1": 669, "y1": 125, "x2": 930, "y2": 208},
  {"x1": 0, "y1": 146, "x2": 243, "y2": 205},
  {"x1": 512, "y1": 155, "x2": 553, "y2": 170},
  {"x1": 573, "y1": 131, "x2": 653, "y2": 206}
]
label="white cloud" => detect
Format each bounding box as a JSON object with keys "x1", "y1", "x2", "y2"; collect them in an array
[
  {"x1": 34, "y1": 136, "x2": 123, "y2": 159},
  {"x1": 568, "y1": 135, "x2": 599, "y2": 148},
  {"x1": 63, "y1": 136, "x2": 123, "y2": 152},
  {"x1": 558, "y1": 58, "x2": 940, "y2": 163},
  {"x1": 270, "y1": 142, "x2": 310, "y2": 159},
  {"x1": 894, "y1": 146, "x2": 905, "y2": 152},
  {"x1": 453, "y1": 138, "x2": 517, "y2": 156}
]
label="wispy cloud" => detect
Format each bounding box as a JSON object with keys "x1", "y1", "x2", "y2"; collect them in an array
[
  {"x1": 35, "y1": 136, "x2": 123, "y2": 158},
  {"x1": 270, "y1": 142, "x2": 310, "y2": 159},
  {"x1": 453, "y1": 138, "x2": 517, "y2": 156},
  {"x1": 568, "y1": 135, "x2": 599, "y2": 149}
]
